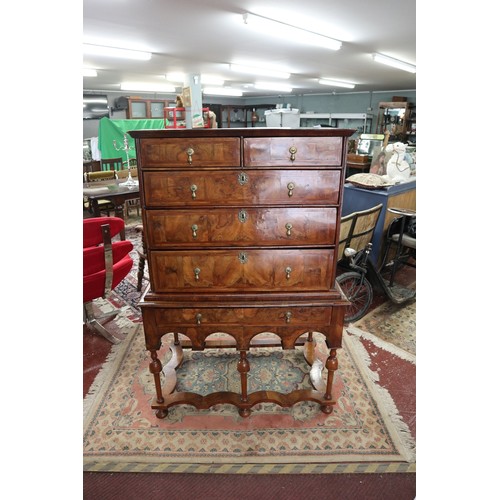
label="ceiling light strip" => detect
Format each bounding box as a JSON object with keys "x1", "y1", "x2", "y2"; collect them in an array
[
  {"x1": 84, "y1": 44, "x2": 152, "y2": 61},
  {"x1": 372, "y1": 53, "x2": 416, "y2": 73},
  {"x1": 318, "y1": 79, "x2": 355, "y2": 89},
  {"x1": 243, "y1": 13, "x2": 342, "y2": 51},
  {"x1": 230, "y1": 64, "x2": 290, "y2": 79},
  {"x1": 120, "y1": 82, "x2": 176, "y2": 92}
]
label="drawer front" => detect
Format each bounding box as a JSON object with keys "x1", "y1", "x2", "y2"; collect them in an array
[
  {"x1": 139, "y1": 137, "x2": 240, "y2": 167},
  {"x1": 149, "y1": 249, "x2": 334, "y2": 293},
  {"x1": 142, "y1": 169, "x2": 341, "y2": 206},
  {"x1": 145, "y1": 207, "x2": 337, "y2": 247},
  {"x1": 243, "y1": 137, "x2": 343, "y2": 167},
  {"x1": 151, "y1": 305, "x2": 333, "y2": 327}
]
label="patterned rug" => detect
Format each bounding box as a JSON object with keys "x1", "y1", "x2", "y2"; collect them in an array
[
  {"x1": 85, "y1": 215, "x2": 415, "y2": 474},
  {"x1": 84, "y1": 325, "x2": 415, "y2": 473},
  {"x1": 347, "y1": 299, "x2": 416, "y2": 364}
]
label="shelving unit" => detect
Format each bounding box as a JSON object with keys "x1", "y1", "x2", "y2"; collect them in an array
[
  {"x1": 164, "y1": 107, "x2": 211, "y2": 128},
  {"x1": 221, "y1": 105, "x2": 275, "y2": 128},
  {"x1": 299, "y1": 113, "x2": 372, "y2": 133}
]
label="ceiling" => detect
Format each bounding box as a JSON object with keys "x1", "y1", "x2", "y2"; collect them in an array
[{"x1": 83, "y1": 0, "x2": 416, "y2": 98}]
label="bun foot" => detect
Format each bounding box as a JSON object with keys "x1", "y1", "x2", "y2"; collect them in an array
[
  {"x1": 238, "y1": 408, "x2": 251, "y2": 418},
  {"x1": 320, "y1": 404, "x2": 333, "y2": 414},
  {"x1": 155, "y1": 409, "x2": 168, "y2": 419}
]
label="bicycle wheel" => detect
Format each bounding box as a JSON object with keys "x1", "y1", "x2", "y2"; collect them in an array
[{"x1": 336, "y1": 272, "x2": 373, "y2": 323}]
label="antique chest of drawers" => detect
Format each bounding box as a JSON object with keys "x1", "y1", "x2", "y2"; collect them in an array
[{"x1": 129, "y1": 128, "x2": 353, "y2": 418}]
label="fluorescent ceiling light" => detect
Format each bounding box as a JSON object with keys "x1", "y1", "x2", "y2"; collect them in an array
[
  {"x1": 372, "y1": 53, "x2": 416, "y2": 73},
  {"x1": 120, "y1": 82, "x2": 176, "y2": 92},
  {"x1": 83, "y1": 44, "x2": 152, "y2": 61},
  {"x1": 318, "y1": 78, "x2": 355, "y2": 89},
  {"x1": 243, "y1": 13, "x2": 342, "y2": 51},
  {"x1": 83, "y1": 68, "x2": 97, "y2": 77},
  {"x1": 203, "y1": 87, "x2": 243, "y2": 97},
  {"x1": 230, "y1": 63, "x2": 290, "y2": 79},
  {"x1": 166, "y1": 73, "x2": 225, "y2": 86},
  {"x1": 254, "y1": 82, "x2": 293, "y2": 92}
]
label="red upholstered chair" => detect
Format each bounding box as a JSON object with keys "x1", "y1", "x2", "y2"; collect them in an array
[{"x1": 83, "y1": 217, "x2": 133, "y2": 343}]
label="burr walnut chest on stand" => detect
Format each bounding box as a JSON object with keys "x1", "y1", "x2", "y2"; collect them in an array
[{"x1": 129, "y1": 127, "x2": 353, "y2": 418}]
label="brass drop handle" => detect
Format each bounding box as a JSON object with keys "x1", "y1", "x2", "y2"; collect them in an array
[
  {"x1": 285, "y1": 311, "x2": 292, "y2": 323},
  {"x1": 287, "y1": 182, "x2": 295, "y2": 197},
  {"x1": 195, "y1": 313, "x2": 202, "y2": 325},
  {"x1": 194, "y1": 267, "x2": 201, "y2": 280},
  {"x1": 191, "y1": 224, "x2": 198, "y2": 238},
  {"x1": 289, "y1": 146, "x2": 297, "y2": 162},
  {"x1": 285, "y1": 223, "x2": 292, "y2": 236},
  {"x1": 285, "y1": 266, "x2": 292, "y2": 279},
  {"x1": 186, "y1": 147, "x2": 194, "y2": 165},
  {"x1": 191, "y1": 184, "x2": 197, "y2": 199}
]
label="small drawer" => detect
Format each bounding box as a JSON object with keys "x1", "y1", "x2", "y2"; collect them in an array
[
  {"x1": 139, "y1": 137, "x2": 240, "y2": 167},
  {"x1": 244, "y1": 136, "x2": 343, "y2": 167}
]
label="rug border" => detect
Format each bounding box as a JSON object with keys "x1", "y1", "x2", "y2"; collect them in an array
[{"x1": 83, "y1": 326, "x2": 416, "y2": 473}]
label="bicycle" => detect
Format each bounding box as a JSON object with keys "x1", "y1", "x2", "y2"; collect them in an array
[{"x1": 336, "y1": 205, "x2": 416, "y2": 323}]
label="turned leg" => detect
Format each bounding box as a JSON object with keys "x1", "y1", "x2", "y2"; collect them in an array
[
  {"x1": 237, "y1": 350, "x2": 251, "y2": 417},
  {"x1": 149, "y1": 349, "x2": 164, "y2": 404},
  {"x1": 321, "y1": 348, "x2": 338, "y2": 414}
]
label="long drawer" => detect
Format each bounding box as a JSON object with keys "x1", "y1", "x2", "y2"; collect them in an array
[
  {"x1": 142, "y1": 169, "x2": 341, "y2": 206},
  {"x1": 149, "y1": 249, "x2": 334, "y2": 292},
  {"x1": 145, "y1": 207, "x2": 337, "y2": 247}
]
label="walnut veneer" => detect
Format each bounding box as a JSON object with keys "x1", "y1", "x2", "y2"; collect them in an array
[{"x1": 129, "y1": 128, "x2": 353, "y2": 418}]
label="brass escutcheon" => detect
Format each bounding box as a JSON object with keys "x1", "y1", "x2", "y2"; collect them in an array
[
  {"x1": 195, "y1": 313, "x2": 202, "y2": 325},
  {"x1": 194, "y1": 267, "x2": 201, "y2": 280},
  {"x1": 238, "y1": 172, "x2": 249, "y2": 185},
  {"x1": 238, "y1": 252, "x2": 248, "y2": 264},
  {"x1": 238, "y1": 209, "x2": 248, "y2": 223}
]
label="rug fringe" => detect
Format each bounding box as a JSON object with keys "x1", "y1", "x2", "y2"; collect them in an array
[
  {"x1": 346, "y1": 325, "x2": 416, "y2": 364},
  {"x1": 83, "y1": 323, "x2": 140, "y2": 420},
  {"x1": 343, "y1": 332, "x2": 416, "y2": 463}
]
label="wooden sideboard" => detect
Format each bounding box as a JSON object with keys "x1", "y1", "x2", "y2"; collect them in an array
[{"x1": 130, "y1": 127, "x2": 353, "y2": 418}]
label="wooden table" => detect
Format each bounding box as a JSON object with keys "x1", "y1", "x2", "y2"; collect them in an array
[{"x1": 83, "y1": 179, "x2": 140, "y2": 239}]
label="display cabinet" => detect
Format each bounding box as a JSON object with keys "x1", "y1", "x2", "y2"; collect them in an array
[
  {"x1": 300, "y1": 113, "x2": 372, "y2": 134},
  {"x1": 126, "y1": 98, "x2": 175, "y2": 119},
  {"x1": 375, "y1": 102, "x2": 415, "y2": 143}
]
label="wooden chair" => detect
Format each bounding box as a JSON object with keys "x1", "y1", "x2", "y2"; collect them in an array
[
  {"x1": 101, "y1": 157, "x2": 123, "y2": 171},
  {"x1": 338, "y1": 204, "x2": 383, "y2": 261},
  {"x1": 83, "y1": 170, "x2": 117, "y2": 216},
  {"x1": 83, "y1": 217, "x2": 134, "y2": 343},
  {"x1": 380, "y1": 208, "x2": 416, "y2": 286},
  {"x1": 116, "y1": 168, "x2": 141, "y2": 217}
]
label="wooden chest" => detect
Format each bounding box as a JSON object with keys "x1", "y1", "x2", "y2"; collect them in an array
[{"x1": 130, "y1": 128, "x2": 353, "y2": 418}]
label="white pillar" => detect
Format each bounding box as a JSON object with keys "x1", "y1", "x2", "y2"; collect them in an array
[{"x1": 183, "y1": 73, "x2": 204, "y2": 129}]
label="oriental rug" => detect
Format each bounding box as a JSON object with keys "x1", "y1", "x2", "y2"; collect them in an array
[
  {"x1": 83, "y1": 323, "x2": 415, "y2": 474},
  {"x1": 347, "y1": 299, "x2": 416, "y2": 364},
  {"x1": 85, "y1": 215, "x2": 415, "y2": 474}
]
